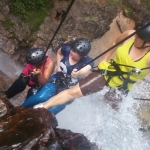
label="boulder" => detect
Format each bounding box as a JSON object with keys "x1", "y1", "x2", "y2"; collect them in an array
[{"x1": 0, "y1": 99, "x2": 98, "y2": 150}]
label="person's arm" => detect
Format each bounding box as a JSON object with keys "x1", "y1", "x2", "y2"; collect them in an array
[
  {"x1": 147, "y1": 56, "x2": 150, "y2": 72},
  {"x1": 71, "y1": 65, "x2": 92, "y2": 78},
  {"x1": 56, "y1": 48, "x2": 63, "y2": 72},
  {"x1": 34, "y1": 58, "x2": 55, "y2": 85},
  {"x1": 101, "y1": 30, "x2": 135, "y2": 63}
]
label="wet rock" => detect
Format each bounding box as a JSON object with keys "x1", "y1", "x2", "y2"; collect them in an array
[
  {"x1": 0, "y1": 73, "x2": 99, "y2": 150},
  {"x1": 0, "y1": 106, "x2": 57, "y2": 149},
  {"x1": 0, "y1": 99, "x2": 7, "y2": 117},
  {"x1": 0, "y1": 103, "x2": 98, "y2": 150}
]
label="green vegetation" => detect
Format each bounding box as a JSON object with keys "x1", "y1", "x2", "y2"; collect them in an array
[
  {"x1": 2, "y1": 19, "x2": 15, "y2": 30},
  {"x1": 108, "y1": 0, "x2": 123, "y2": 6},
  {"x1": 123, "y1": 6, "x2": 132, "y2": 18},
  {"x1": 8, "y1": 0, "x2": 53, "y2": 32},
  {"x1": 108, "y1": 0, "x2": 115, "y2": 6},
  {"x1": 142, "y1": 0, "x2": 150, "y2": 11}
]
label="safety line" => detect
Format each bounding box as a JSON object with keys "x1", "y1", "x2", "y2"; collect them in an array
[
  {"x1": 45, "y1": 0, "x2": 76, "y2": 53},
  {"x1": 77, "y1": 21, "x2": 150, "y2": 71}
]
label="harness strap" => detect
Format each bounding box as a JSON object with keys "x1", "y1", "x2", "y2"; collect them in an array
[
  {"x1": 21, "y1": 73, "x2": 40, "y2": 88},
  {"x1": 93, "y1": 59, "x2": 138, "y2": 94},
  {"x1": 49, "y1": 72, "x2": 73, "y2": 93}
]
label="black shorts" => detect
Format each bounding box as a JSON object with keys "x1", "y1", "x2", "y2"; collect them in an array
[{"x1": 79, "y1": 72, "x2": 107, "y2": 96}]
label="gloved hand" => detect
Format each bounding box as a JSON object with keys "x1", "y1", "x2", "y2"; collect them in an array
[
  {"x1": 33, "y1": 103, "x2": 44, "y2": 109},
  {"x1": 71, "y1": 69, "x2": 79, "y2": 78}
]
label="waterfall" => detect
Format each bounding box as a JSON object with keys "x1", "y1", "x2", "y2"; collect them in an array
[
  {"x1": 0, "y1": 51, "x2": 24, "y2": 80},
  {"x1": 56, "y1": 86, "x2": 150, "y2": 150}
]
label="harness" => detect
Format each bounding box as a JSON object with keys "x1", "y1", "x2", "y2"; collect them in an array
[
  {"x1": 49, "y1": 72, "x2": 72, "y2": 93},
  {"x1": 93, "y1": 59, "x2": 142, "y2": 94},
  {"x1": 21, "y1": 72, "x2": 41, "y2": 95}
]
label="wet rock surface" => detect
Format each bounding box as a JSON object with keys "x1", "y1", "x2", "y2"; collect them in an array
[{"x1": 0, "y1": 99, "x2": 98, "y2": 150}]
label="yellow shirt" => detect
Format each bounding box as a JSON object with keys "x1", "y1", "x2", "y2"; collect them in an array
[{"x1": 98, "y1": 39, "x2": 150, "y2": 90}]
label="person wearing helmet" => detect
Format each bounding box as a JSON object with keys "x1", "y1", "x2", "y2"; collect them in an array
[
  {"x1": 4, "y1": 48, "x2": 54, "y2": 103},
  {"x1": 24, "y1": 38, "x2": 94, "y2": 115},
  {"x1": 34, "y1": 18, "x2": 150, "y2": 111}
]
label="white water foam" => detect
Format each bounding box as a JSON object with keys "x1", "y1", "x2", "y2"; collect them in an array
[{"x1": 56, "y1": 86, "x2": 150, "y2": 150}]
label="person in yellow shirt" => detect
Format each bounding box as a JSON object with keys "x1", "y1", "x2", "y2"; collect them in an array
[{"x1": 34, "y1": 18, "x2": 150, "y2": 110}]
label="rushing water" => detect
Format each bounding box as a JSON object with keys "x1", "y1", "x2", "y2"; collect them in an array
[
  {"x1": 0, "y1": 51, "x2": 23, "y2": 79},
  {"x1": 1, "y1": 50, "x2": 150, "y2": 149},
  {"x1": 56, "y1": 86, "x2": 150, "y2": 150}
]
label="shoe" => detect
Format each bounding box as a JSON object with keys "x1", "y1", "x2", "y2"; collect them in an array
[{"x1": 33, "y1": 103, "x2": 44, "y2": 109}]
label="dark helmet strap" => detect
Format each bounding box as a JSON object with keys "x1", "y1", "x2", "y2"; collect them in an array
[{"x1": 136, "y1": 41, "x2": 150, "y2": 49}]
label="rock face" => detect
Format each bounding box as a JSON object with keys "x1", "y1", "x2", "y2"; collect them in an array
[
  {"x1": 0, "y1": 100, "x2": 98, "y2": 150},
  {"x1": 0, "y1": 73, "x2": 98, "y2": 150},
  {"x1": 0, "y1": 0, "x2": 119, "y2": 64},
  {"x1": 0, "y1": 0, "x2": 149, "y2": 64}
]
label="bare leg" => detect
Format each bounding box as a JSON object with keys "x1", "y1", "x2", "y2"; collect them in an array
[
  {"x1": 43, "y1": 83, "x2": 82, "y2": 109},
  {"x1": 43, "y1": 72, "x2": 106, "y2": 109}
]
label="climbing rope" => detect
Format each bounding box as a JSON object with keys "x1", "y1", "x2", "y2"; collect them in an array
[
  {"x1": 45, "y1": 0, "x2": 150, "y2": 74},
  {"x1": 45, "y1": 0, "x2": 76, "y2": 53},
  {"x1": 76, "y1": 21, "x2": 150, "y2": 71},
  {"x1": 134, "y1": 98, "x2": 150, "y2": 101}
]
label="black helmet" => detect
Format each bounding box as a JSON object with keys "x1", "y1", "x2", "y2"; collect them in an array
[
  {"x1": 26, "y1": 48, "x2": 46, "y2": 65},
  {"x1": 135, "y1": 19, "x2": 150, "y2": 42},
  {"x1": 71, "y1": 38, "x2": 91, "y2": 56}
]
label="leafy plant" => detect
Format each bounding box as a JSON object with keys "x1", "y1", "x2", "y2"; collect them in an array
[
  {"x1": 8, "y1": 0, "x2": 53, "y2": 32},
  {"x1": 123, "y1": 6, "x2": 132, "y2": 18},
  {"x1": 2, "y1": 19, "x2": 15, "y2": 30},
  {"x1": 142, "y1": 0, "x2": 150, "y2": 11}
]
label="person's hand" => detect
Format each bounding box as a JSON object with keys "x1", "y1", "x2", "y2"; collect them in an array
[
  {"x1": 33, "y1": 103, "x2": 44, "y2": 109},
  {"x1": 71, "y1": 69, "x2": 79, "y2": 78},
  {"x1": 33, "y1": 69, "x2": 42, "y2": 76}
]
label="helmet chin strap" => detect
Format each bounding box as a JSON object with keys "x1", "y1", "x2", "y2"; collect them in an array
[{"x1": 135, "y1": 41, "x2": 150, "y2": 49}]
